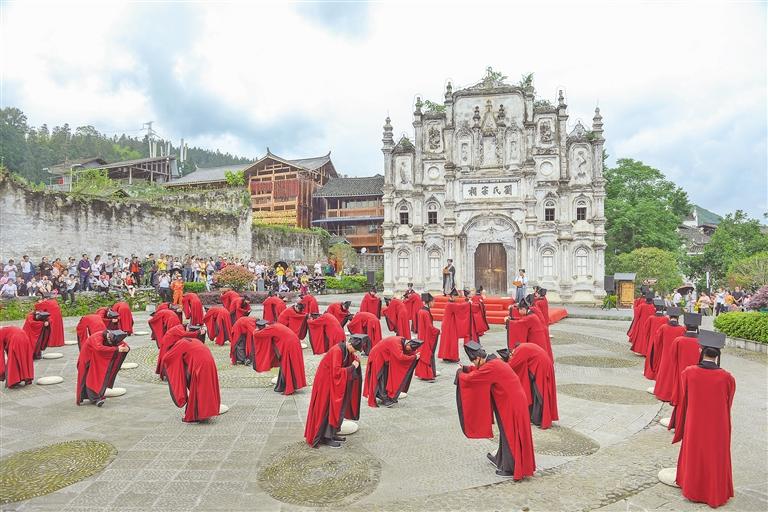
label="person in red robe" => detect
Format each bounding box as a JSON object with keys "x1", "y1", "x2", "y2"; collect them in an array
[
  {"x1": 161, "y1": 335, "x2": 221, "y2": 422},
  {"x1": 76, "y1": 330, "x2": 130, "y2": 407},
  {"x1": 307, "y1": 312, "x2": 347, "y2": 355},
  {"x1": 667, "y1": 313, "x2": 704, "y2": 430},
  {"x1": 527, "y1": 294, "x2": 551, "y2": 351},
  {"x1": 230, "y1": 315, "x2": 257, "y2": 365},
  {"x1": 94, "y1": 306, "x2": 111, "y2": 323},
  {"x1": 202, "y1": 306, "x2": 231, "y2": 346},
  {"x1": 111, "y1": 301, "x2": 134, "y2": 335},
  {"x1": 182, "y1": 292, "x2": 205, "y2": 325},
  {"x1": 655, "y1": 312, "x2": 700, "y2": 402},
  {"x1": 438, "y1": 290, "x2": 474, "y2": 362},
  {"x1": 251, "y1": 322, "x2": 307, "y2": 395},
  {"x1": 325, "y1": 301, "x2": 353, "y2": 328},
  {"x1": 22, "y1": 310, "x2": 50, "y2": 360},
  {"x1": 455, "y1": 341, "x2": 536, "y2": 479},
  {"x1": 626, "y1": 288, "x2": 647, "y2": 337},
  {"x1": 227, "y1": 296, "x2": 251, "y2": 325},
  {"x1": 415, "y1": 293, "x2": 440, "y2": 381},
  {"x1": 76, "y1": 314, "x2": 106, "y2": 350},
  {"x1": 148, "y1": 308, "x2": 182, "y2": 348},
  {"x1": 632, "y1": 298, "x2": 667, "y2": 356},
  {"x1": 262, "y1": 292, "x2": 287, "y2": 323},
  {"x1": 359, "y1": 287, "x2": 382, "y2": 318},
  {"x1": 278, "y1": 303, "x2": 309, "y2": 340},
  {"x1": 498, "y1": 342, "x2": 558, "y2": 429},
  {"x1": 364, "y1": 336, "x2": 420, "y2": 407},
  {"x1": 533, "y1": 287, "x2": 551, "y2": 325},
  {"x1": 220, "y1": 289, "x2": 241, "y2": 311},
  {"x1": 347, "y1": 311, "x2": 382, "y2": 355},
  {"x1": 299, "y1": 292, "x2": 320, "y2": 314},
  {"x1": 505, "y1": 297, "x2": 552, "y2": 360},
  {"x1": 470, "y1": 287, "x2": 490, "y2": 337},
  {"x1": 304, "y1": 335, "x2": 363, "y2": 448},
  {"x1": 672, "y1": 330, "x2": 735, "y2": 508},
  {"x1": 628, "y1": 292, "x2": 656, "y2": 348},
  {"x1": 403, "y1": 289, "x2": 423, "y2": 333},
  {"x1": 33, "y1": 296, "x2": 65, "y2": 348},
  {"x1": 645, "y1": 307, "x2": 685, "y2": 381},
  {"x1": 382, "y1": 297, "x2": 411, "y2": 339},
  {"x1": 0, "y1": 326, "x2": 35, "y2": 388},
  {"x1": 157, "y1": 324, "x2": 206, "y2": 377}
]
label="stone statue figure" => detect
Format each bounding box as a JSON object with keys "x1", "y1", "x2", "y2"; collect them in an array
[
  {"x1": 399, "y1": 161, "x2": 410, "y2": 184},
  {"x1": 428, "y1": 126, "x2": 441, "y2": 151},
  {"x1": 576, "y1": 150, "x2": 589, "y2": 179},
  {"x1": 461, "y1": 143, "x2": 469, "y2": 163},
  {"x1": 508, "y1": 131, "x2": 519, "y2": 163},
  {"x1": 540, "y1": 121, "x2": 553, "y2": 144}
]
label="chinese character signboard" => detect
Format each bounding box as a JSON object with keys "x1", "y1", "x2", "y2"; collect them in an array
[{"x1": 461, "y1": 181, "x2": 519, "y2": 200}]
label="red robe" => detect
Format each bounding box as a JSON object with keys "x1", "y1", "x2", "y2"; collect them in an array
[
  {"x1": 673, "y1": 363, "x2": 735, "y2": 508},
  {"x1": 668, "y1": 335, "x2": 702, "y2": 429},
  {"x1": 300, "y1": 294, "x2": 320, "y2": 314},
  {"x1": 95, "y1": 307, "x2": 110, "y2": 323},
  {"x1": 307, "y1": 313, "x2": 347, "y2": 355},
  {"x1": 202, "y1": 307, "x2": 231, "y2": 346},
  {"x1": 627, "y1": 296, "x2": 645, "y2": 335},
  {"x1": 534, "y1": 296, "x2": 550, "y2": 325},
  {"x1": 278, "y1": 307, "x2": 309, "y2": 340},
  {"x1": 262, "y1": 296, "x2": 286, "y2": 323},
  {"x1": 403, "y1": 293, "x2": 424, "y2": 332},
  {"x1": 227, "y1": 298, "x2": 251, "y2": 325},
  {"x1": 632, "y1": 313, "x2": 667, "y2": 356},
  {"x1": 0, "y1": 326, "x2": 35, "y2": 388},
  {"x1": 628, "y1": 302, "x2": 655, "y2": 347},
  {"x1": 325, "y1": 302, "x2": 352, "y2": 328},
  {"x1": 415, "y1": 307, "x2": 440, "y2": 380},
  {"x1": 156, "y1": 325, "x2": 201, "y2": 376},
  {"x1": 645, "y1": 320, "x2": 684, "y2": 380},
  {"x1": 347, "y1": 311, "x2": 383, "y2": 354},
  {"x1": 76, "y1": 314, "x2": 106, "y2": 349},
  {"x1": 654, "y1": 328, "x2": 694, "y2": 402},
  {"x1": 304, "y1": 342, "x2": 362, "y2": 447},
  {"x1": 182, "y1": 293, "x2": 205, "y2": 325},
  {"x1": 76, "y1": 331, "x2": 129, "y2": 404},
  {"x1": 220, "y1": 290, "x2": 241, "y2": 311},
  {"x1": 148, "y1": 309, "x2": 182, "y2": 348},
  {"x1": 161, "y1": 338, "x2": 221, "y2": 422},
  {"x1": 455, "y1": 359, "x2": 536, "y2": 480},
  {"x1": 438, "y1": 301, "x2": 473, "y2": 362},
  {"x1": 230, "y1": 316, "x2": 257, "y2": 365},
  {"x1": 363, "y1": 336, "x2": 418, "y2": 407},
  {"x1": 22, "y1": 312, "x2": 50, "y2": 359},
  {"x1": 471, "y1": 295, "x2": 490, "y2": 337},
  {"x1": 506, "y1": 314, "x2": 553, "y2": 361},
  {"x1": 359, "y1": 293, "x2": 382, "y2": 319},
  {"x1": 34, "y1": 299, "x2": 64, "y2": 347},
  {"x1": 252, "y1": 323, "x2": 307, "y2": 395},
  {"x1": 383, "y1": 298, "x2": 411, "y2": 338},
  {"x1": 111, "y1": 302, "x2": 134, "y2": 335},
  {"x1": 529, "y1": 305, "x2": 551, "y2": 351},
  {"x1": 508, "y1": 343, "x2": 558, "y2": 429}
]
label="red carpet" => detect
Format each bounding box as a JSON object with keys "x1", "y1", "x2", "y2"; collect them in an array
[{"x1": 430, "y1": 296, "x2": 568, "y2": 325}]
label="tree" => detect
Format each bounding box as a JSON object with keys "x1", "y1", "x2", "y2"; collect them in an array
[
  {"x1": 613, "y1": 247, "x2": 683, "y2": 294},
  {"x1": 686, "y1": 211, "x2": 768, "y2": 289},
  {"x1": 224, "y1": 169, "x2": 245, "y2": 187},
  {"x1": 328, "y1": 242, "x2": 357, "y2": 271},
  {"x1": 604, "y1": 159, "x2": 691, "y2": 271},
  {"x1": 727, "y1": 252, "x2": 768, "y2": 290}
]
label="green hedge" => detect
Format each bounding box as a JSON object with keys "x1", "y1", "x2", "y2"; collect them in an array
[
  {"x1": 714, "y1": 312, "x2": 768, "y2": 344},
  {"x1": 326, "y1": 275, "x2": 368, "y2": 292},
  {"x1": 0, "y1": 291, "x2": 158, "y2": 322},
  {"x1": 183, "y1": 282, "x2": 207, "y2": 293},
  {"x1": 602, "y1": 294, "x2": 617, "y2": 309}
]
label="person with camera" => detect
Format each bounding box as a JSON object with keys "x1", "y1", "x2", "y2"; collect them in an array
[{"x1": 76, "y1": 329, "x2": 130, "y2": 407}]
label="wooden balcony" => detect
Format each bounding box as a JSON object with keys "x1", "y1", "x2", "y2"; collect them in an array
[
  {"x1": 345, "y1": 233, "x2": 383, "y2": 248},
  {"x1": 325, "y1": 206, "x2": 384, "y2": 218}
]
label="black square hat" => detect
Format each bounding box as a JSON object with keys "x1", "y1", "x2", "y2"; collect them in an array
[
  {"x1": 421, "y1": 292, "x2": 433, "y2": 303},
  {"x1": 538, "y1": 288, "x2": 548, "y2": 297},
  {"x1": 683, "y1": 312, "x2": 702, "y2": 327},
  {"x1": 256, "y1": 320, "x2": 269, "y2": 328},
  {"x1": 107, "y1": 329, "x2": 128, "y2": 342},
  {"x1": 667, "y1": 306, "x2": 683, "y2": 317},
  {"x1": 406, "y1": 338, "x2": 424, "y2": 350},
  {"x1": 348, "y1": 333, "x2": 368, "y2": 350},
  {"x1": 464, "y1": 340, "x2": 484, "y2": 360},
  {"x1": 106, "y1": 310, "x2": 120, "y2": 319},
  {"x1": 653, "y1": 298, "x2": 666, "y2": 309},
  {"x1": 34, "y1": 311, "x2": 51, "y2": 320},
  {"x1": 188, "y1": 324, "x2": 204, "y2": 331},
  {"x1": 496, "y1": 348, "x2": 511, "y2": 362},
  {"x1": 698, "y1": 330, "x2": 726, "y2": 349}
]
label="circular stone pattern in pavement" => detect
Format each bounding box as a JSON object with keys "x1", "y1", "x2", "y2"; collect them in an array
[
  {"x1": 558, "y1": 384, "x2": 658, "y2": 405},
  {"x1": 125, "y1": 345, "x2": 318, "y2": 388},
  {"x1": 532, "y1": 425, "x2": 600, "y2": 456},
  {"x1": 0, "y1": 440, "x2": 116, "y2": 504},
  {"x1": 556, "y1": 355, "x2": 639, "y2": 368},
  {"x1": 258, "y1": 441, "x2": 381, "y2": 507}
]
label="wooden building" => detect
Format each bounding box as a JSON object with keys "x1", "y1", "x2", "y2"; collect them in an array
[
  {"x1": 47, "y1": 156, "x2": 179, "y2": 191},
  {"x1": 313, "y1": 175, "x2": 385, "y2": 253}
]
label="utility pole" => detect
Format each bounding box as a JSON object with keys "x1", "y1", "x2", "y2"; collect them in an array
[{"x1": 143, "y1": 121, "x2": 157, "y2": 157}]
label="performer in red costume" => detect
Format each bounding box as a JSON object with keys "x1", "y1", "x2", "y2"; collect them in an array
[
  {"x1": 325, "y1": 301, "x2": 353, "y2": 328},
  {"x1": 220, "y1": 290, "x2": 241, "y2": 312},
  {"x1": 470, "y1": 287, "x2": 490, "y2": 337},
  {"x1": 403, "y1": 289, "x2": 424, "y2": 333},
  {"x1": 672, "y1": 330, "x2": 735, "y2": 508},
  {"x1": 415, "y1": 293, "x2": 440, "y2": 381},
  {"x1": 438, "y1": 290, "x2": 473, "y2": 362},
  {"x1": 251, "y1": 322, "x2": 307, "y2": 395},
  {"x1": 455, "y1": 341, "x2": 536, "y2": 479},
  {"x1": 230, "y1": 315, "x2": 257, "y2": 365},
  {"x1": 645, "y1": 306, "x2": 685, "y2": 380},
  {"x1": 505, "y1": 296, "x2": 552, "y2": 360},
  {"x1": 111, "y1": 301, "x2": 134, "y2": 335},
  {"x1": 22, "y1": 310, "x2": 50, "y2": 359},
  {"x1": 76, "y1": 329, "x2": 130, "y2": 407},
  {"x1": 498, "y1": 342, "x2": 558, "y2": 429},
  {"x1": 299, "y1": 292, "x2": 320, "y2": 314},
  {"x1": 628, "y1": 291, "x2": 656, "y2": 348},
  {"x1": 161, "y1": 334, "x2": 221, "y2": 422},
  {"x1": 528, "y1": 295, "x2": 551, "y2": 351},
  {"x1": 202, "y1": 306, "x2": 231, "y2": 346},
  {"x1": 382, "y1": 297, "x2": 411, "y2": 339},
  {"x1": 0, "y1": 326, "x2": 35, "y2": 388},
  {"x1": 363, "y1": 336, "x2": 420, "y2": 407},
  {"x1": 33, "y1": 295, "x2": 64, "y2": 347},
  {"x1": 533, "y1": 287, "x2": 550, "y2": 325},
  {"x1": 307, "y1": 313, "x2": 347, "y2": 355},
  {"x1": 655, "y1": 312, "x2": 701, "y2": 402},
  {"x1": 227, "y1": 296, "x2": 251, "y2": 325},
  {"x1": 182, "y1": 292, "x2": 205, "y2": 325},
  {"x1": 148, "y1": 307, "x2": 182, "y2": 348},
  {"x1": 157, "y1": 324, "x2": 205, "y2": 377},
  {"x1": 76, "y1": 314, "x2": 106, "y2": 349},
  {"x1": 304, "y1": 335, "x2": 363, "y2": 448},
  {"x1": 278, "y1": 302, "x2": 309, "y2": 340},
  {"x1": 359, "y1": 287, "x2": 382, "y2": 318},
  {"x1": 347, "y1": 311, "x2": 382, "y2": 354},
  {"x1": 626, "y1": 286, "x2": 649, "y2": 338},
  {"x1": 262, "y1": 291, "x2": 287, "y2": 322},
  {"x1": 632, "y1": 298, "x2": 667, "y2": 356}
]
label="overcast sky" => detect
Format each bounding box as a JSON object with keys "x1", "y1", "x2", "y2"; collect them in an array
[{"x1": 2, "y1": 1, "x2": 766, "y2": 218}]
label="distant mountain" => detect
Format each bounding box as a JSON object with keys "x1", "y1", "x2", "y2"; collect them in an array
[{"x1": 0, "y1": 107, "x2": 252, "y2": 183}]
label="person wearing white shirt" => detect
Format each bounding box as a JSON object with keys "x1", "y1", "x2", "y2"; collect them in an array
[
  {"x1": 1, "y1": 280, "x2": 17, "y2": 299},
  {"x1": 3, "y1": 260, "x2": 18, "y2": 281},
  {"x1": 20, "y1": 256, "x2": 33, "y2": 282}
]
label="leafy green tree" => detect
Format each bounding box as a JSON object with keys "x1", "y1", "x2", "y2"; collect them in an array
[
  {"x1": 613, "y1": 247, "x2": 683, "y2": 294},
  {"x1": 224, "y1": 169, "x2": 245, "y2": 186},
  {"x1": 727, "y1": 252, "x2": 768, "y2": 290},
  {"x1": 604, "y1": 158, "x2": 691, "y2": 271}
]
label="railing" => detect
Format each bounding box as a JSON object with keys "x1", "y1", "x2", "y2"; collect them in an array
[
  {"x1": 345, "y1": 234, "x2": 383, "y2": 247},
  {"x1": 325, "y1": 206, "x2": 384, "y2": 218}
]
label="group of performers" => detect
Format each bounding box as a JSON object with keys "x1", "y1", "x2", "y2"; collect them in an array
[{"x1": 628, "y1": 287, "x2": 735, "y2": 508}]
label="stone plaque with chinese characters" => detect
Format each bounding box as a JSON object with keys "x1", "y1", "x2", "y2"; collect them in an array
[{"x1": 461, "y1": 181, "x2": 519, "y2": 200}]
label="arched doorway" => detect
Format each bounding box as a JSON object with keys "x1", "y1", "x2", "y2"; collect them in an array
[{"x1": 474, "y1": 243, "x2": 507, "y2": 295}]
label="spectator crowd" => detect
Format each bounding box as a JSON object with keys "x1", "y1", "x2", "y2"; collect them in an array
[{"x1": 666, "y1": 286, "x2": 756, "y2": 316}]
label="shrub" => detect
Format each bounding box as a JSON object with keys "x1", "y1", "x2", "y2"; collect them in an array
[
  {"x1": 183, "y1": 281, "x2": 207, "y2": 293},
  {"x1": 727, "y1": 252, "x2": 768, "y2": 290},
  {"x1": 0, "y1": 291, "x2": 157, "y2": 322},
  {"x1": 326, "y1": 275, "x2": 368, "y2": 292},
  {"x1": 747, "y1": 285, "x2": 768, "y2": 311},
  {"x1": 196, "y1": 291, "x2": 298, "y2": 306},
  {"x1": 213, "y1": 265, "x2": 254, "y2": 291},
  {"x1": 714, "y1": 311, "x2": 768, "y2": 343},
  {"x1": 602, "y1": 294, "x2": 617, "y2": 309}
]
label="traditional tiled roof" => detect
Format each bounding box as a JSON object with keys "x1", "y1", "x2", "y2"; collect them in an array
[
  {"x1": 167, "y1": 162, "x2": 253, "y2": 185},
  {"x1": 693, "y1": 205, "x2": 722, "y2": 226},
  {"x1": 313, "y1": 175, "x2": 384, "y2": 198},
  {"x1": 48, "y1": 157, "x2": 107, "y2": 175}
]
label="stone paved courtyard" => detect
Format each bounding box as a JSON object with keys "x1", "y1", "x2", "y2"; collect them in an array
[{"x1": 1, "y1": 305, "x2": 766, "y2": 511}]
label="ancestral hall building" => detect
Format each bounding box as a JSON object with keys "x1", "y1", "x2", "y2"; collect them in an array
[{"x1": 382, "y1": 71, "x2": 606, "y2": 303}]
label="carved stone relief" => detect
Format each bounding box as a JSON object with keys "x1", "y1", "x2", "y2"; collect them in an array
[
  {"x1": 570, "y1": 144, "x2": 592, "y2": 184},
  {"x1": 395, "y1": 156, "x2": 412, "y2": 185},
  {"x1": 426, "y1": 124, "x2": 443, "y2": 152},
  {"x1": 539, "y1": 119, "x2": 553, "y2": 144}
]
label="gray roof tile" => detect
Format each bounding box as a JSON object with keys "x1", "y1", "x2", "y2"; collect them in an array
[{"x1": 313, "y1": 175, "x2": 384, "y2": 197}]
